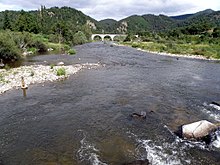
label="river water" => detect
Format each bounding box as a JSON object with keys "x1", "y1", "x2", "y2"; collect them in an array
[{"x1": 0, "y1": 42, "x2": 220, "y2": 165}]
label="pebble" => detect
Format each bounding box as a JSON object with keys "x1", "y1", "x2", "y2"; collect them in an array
[{"x1": 0, "y1": 63, "x2": 100, "y2": 94}]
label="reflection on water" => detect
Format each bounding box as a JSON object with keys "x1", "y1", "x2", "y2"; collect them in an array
[{"x1": 0, "y1": 42, "x2": 220, "y2": 164}]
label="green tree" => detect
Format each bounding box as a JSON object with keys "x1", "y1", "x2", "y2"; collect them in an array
[
  {"x1": 15, "y1": 10, "x2": 39, "y2": 33},
  {"x1": 0, "y1": 31, "x2": 21, "y2": 61},
  {"x1": 52, "y1": 21, "x2": 68, "y2": 44},
  {"x1": 3, "y1": 11, "x2": 12, "y2": 30},
  {"x1": 73, "y1": 31, "x2": 87, "y2": 45},
  {"x1": 81, "y1": 24, "x2": 92, "y2": 41}
]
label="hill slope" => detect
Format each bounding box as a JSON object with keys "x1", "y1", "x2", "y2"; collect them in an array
[
  {"x1": 0, "y1": 7, "x2": 219, "y2": 35},
  {"x1": 0, "y1": 6, "x2": 102, "y2": 34},
  {"x1": 99, "y1": 9, "x2": 220, "y2": 34}
]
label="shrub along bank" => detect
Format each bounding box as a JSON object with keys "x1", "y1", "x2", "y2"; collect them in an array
[
  {"x1": 122, "y1": 33, "x2": 220, "y2": 59},
  {"x1": 0, "y1": 30, "x2": 84, "y2": 64}
]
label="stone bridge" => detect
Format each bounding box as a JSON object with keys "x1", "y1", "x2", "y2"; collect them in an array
[{"x1": 91, "y1": 34, "x2": 138, "y2": 41}]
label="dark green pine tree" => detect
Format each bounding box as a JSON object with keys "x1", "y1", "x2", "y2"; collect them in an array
[{"x1": 3, "y1": 11, "x2": 12, "y2": 30}]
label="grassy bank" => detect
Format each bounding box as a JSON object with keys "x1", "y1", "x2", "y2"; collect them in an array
[{"x1": 123, "y1": 41, "x2": 220, "y2": 59}]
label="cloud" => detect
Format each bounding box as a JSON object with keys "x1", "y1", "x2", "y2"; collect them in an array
[{"x1": 0, "y1": 0, "x2": 219, "y2": 20}]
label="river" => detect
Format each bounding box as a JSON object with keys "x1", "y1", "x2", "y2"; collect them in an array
[{"x1": 0, "y1": 42, "x2": 220, "y2": 165}]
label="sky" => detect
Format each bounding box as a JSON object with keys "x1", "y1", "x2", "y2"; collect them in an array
[{"x1": 0, "y1": 0, "x2": 220, "y2": 20}]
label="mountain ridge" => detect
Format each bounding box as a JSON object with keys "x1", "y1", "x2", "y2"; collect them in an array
[
  {"x1": 99, "y1": 9, "x2": 219, "y2": 33},
  {"x1": 0, "y1": 7, "x2": 219, "y2": 34}
]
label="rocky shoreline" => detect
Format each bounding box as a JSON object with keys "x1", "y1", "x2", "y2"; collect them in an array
[
  {"x1": 136, "y1": 48, "x2": 218, "y2": 60},
  {"x1": 0, "y1": 63, "x2": 100, "y2": 94},
  {"x1": 117, "y1": 43, "x2": 219, "y2": 61}
]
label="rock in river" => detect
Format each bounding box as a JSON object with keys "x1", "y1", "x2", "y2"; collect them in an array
[
  {"x1": 175, "y1": 120, "x2": 218, "y2": 144},
  {"x1": 131, "y1": 111, "x2": 147, "y2": 119}
]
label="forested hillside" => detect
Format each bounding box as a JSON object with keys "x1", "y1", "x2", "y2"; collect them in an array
[
  {"x1": 0, "y1": 6, "x2": 220, "y2": 62},
  {"x1": 100, "y1": 9, "x2": 220, "y2": 34},
  {"x1": 1, "y1": 6, "x2": 219, "y2": 36}
]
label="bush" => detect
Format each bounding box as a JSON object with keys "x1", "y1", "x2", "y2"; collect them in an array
[
  {"x1": 48, "y1": 34, "x2": 59, "y2": 43},
  {"x1": 0, "y1": 31, "x2": 21, "y2": 61},
  {"x1": 68, "y1": 49, "x2": 76, "y2": 55},
  {"x1": 73, "y1": 31, "x2": 88, "y2": 45},
  {"x1": 56, "y1": 68, "x2": 66, "y2": 76},
  {"x1": 131, "y1": 42, "x2": 139, "y2": 48},
  {"x1": 31, "y1": 40, "x2": 48, "y2": 52},
  {"x1": 63, "y1": 44, "x2": 70, "y2": 51},
  {"x1": 27, "y1": 47, "x2": 37, "y2": 53}
]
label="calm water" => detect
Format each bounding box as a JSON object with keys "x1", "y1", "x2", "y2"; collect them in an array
[{"x1": 0, "y1": 42, "x2": 220, "y2": 165}]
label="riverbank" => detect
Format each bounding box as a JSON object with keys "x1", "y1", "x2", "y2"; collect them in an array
[
  {"x1": 0, "y1": 63, "x2": 100, "y2": 94},
  {"x1": 119, "y1": 42, "x2": 220, "y2": 61}
]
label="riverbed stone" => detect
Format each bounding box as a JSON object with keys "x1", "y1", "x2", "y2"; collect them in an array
[
  {"x1": 175, "y1": 120, "x2": 217, "y2": 143},
  {"x1": 131, "y1": 111, "x2": 147, "y2": 119},
  {"x1": 57, "y1": 62, "x2": 64, "y2": 66},
  {"x1": 0, "y1": 63, "x2": 100, "y2": 94}
]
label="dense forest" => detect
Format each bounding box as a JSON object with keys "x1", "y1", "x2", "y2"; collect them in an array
[{"x1": 0, "y1": 6, "x2": 220, "y2": 63}]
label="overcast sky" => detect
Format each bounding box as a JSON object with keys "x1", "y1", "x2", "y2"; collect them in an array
[{"x1": 0, "y1": 0, "x2": 220, "y2": 20}]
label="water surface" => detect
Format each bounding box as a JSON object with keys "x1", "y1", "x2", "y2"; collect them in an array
[{"x1": 0, "y1": 42, "x2": 220, "y2": 165}]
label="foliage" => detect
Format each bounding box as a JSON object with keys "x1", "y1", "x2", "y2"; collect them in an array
[
  {"x1": 73, "y1": 31, "x2": 88, "y2": 45},
  {"x1": 30, "y1": 39, "x2": 48, "y2": 52},
  {"x1": 124, "y1": 41, "x2": 220, "y2": 59},
  {"x1": 68, "y1": 49, "x2": 76, "y2": 55},
  {"x1": 0, "y1": 31, "x2": 21, "y2": 61},
  {"x1": 3, "y1": 11, "x2": 12, "y2": 30},
  {"x1": 131, "y1": 42, "x2": 139, "y2": 48},
  {"x1": 12, "y1": 31, "x2": 33, "y2": 50},
  {"x1": 124, "y1": 33, "x2": 138, "y2": 42},
  {"x1": 15, "y1": 10, "x2": 39, "y2": 33},
  {"x1": 56, "y1": 68, "x2": 66, "y2": 76},
  {"x1": 0, "y1": 6, "x2": 220, "y2": 61}
]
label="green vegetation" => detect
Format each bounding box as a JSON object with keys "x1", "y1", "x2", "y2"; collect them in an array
[
  {"x1": 0, "y1": 6, "x2": 220, "y2": 62},
  {"x1": 119, "y1": 9, "x2": 220, "y2": 59},
  {"x1": 124, "y1": 32, "x2": 220, "y2": 59},
  {"x1": 68, "y1": 49, "x2": 76, "y2": 55},
  {"x1": 100, "y1": 9, "x2": 219, "y2": 34},
  {"x1": 0, "y1": 6, "x2": 100, "y2": 63},
  {"x1": 0, "y1": 30, "x2": 71, "y2": 62},
  {"x1": 56, "y1": 68, "x2": 66, "y2": 76}
]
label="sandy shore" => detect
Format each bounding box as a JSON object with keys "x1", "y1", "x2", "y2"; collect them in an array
[{"x1": 0, "y1": 63, "x2": 100, "y2": 94}]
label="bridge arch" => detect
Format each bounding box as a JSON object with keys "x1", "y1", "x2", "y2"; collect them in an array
[
  {"x1": 92, "y1": 35, "x2": 102, "y2": 41},
  {"x1": 103, "y1": 35, "x2": 113, "y2": 41},
  {"x1": 91, "y1": 35, "x2": 103, "y2": 41},
  {"x1": 91, "y1": 34, "x2": 128, "y2": 41}
]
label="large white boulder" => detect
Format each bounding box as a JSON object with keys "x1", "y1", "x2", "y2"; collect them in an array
[
  {"x1": 182, "y1": 120, "x2": 217, "y2": 139},
  {"x1": 57, "y1": 62, "x2": 64, "y2": 66}
]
